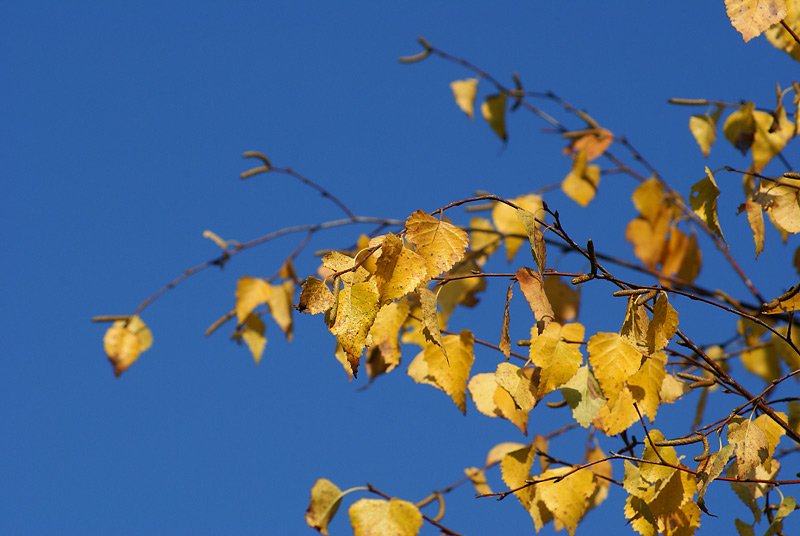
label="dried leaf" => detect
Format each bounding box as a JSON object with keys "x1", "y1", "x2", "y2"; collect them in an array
[
  {"x1": 297, "y1": 277, "x2": 335, "y2": 315},
  {"x1": 689, "y1": 167, "x2": 726, "y2": 246},
  {"x1": 516, "y1": 267, "x2": 555, "y2": 332},
  {"x1": 104, "y1": 315, "x2": 152, "y2": 376},
  {"x1": 516, "y1": 208, "x2": 546, "y2": 273},
  {"x1": 696, "y1": 444, "x2": 735, "y2": 516},
  {"x1": 499, "y1": 284, "x2": 513, "y2": 360}
]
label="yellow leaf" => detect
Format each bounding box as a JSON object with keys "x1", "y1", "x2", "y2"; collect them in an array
[
  {"x1": 766, "y1": 179, "x2": 800, "y2": 233},
  {"x1": 499, "y1": 285, "x2": 512, "y2": 360},
  {"x1": 104, "y1": 315, "x2": 152, "y2": 377},
  {"x1": 676, "y1": 232, "x2": 702, "y2": 283},
  {"x1": 468, "y1": 217, "x2": 501, "y2": 266},
  {"x1": 640, "y1": 429, "x2": 679, "y2": 483},
  {"x1": 481, "y1": 93, "x2": 508, "y2": 141},
  {"x1": 305, "y1": 478, "x2": 343, "y2": 535},
  {"x1": 586, "y1": 446, "x2": 613, "y2": 509},
  {"x1": 588, "y1": 332, "x2": 643, "y2": 400},
  {"x1": 593, "y1": 386, "x2": 638, "y2": 436},
  {"x1": 266, "y1": 281, "x2": 293, "y2": 341},
  {"x1": 297, "y1": 277, "x2": 335, "y2": 315},
  {"x1": 235, "y1": 276, "x2": 272, "y2": 325},
  {"x1": 464, "y1": 467, "x2": 492, "y2": 495},
  {"x1": 418, "y1": 286, "x2": 447, "y2": 360},
  {"x1": 689, "y1": 167, "x2": 726, "y2": 246},
  {"x1": 450, "y1": 78, "x2": 479, "y2": 119},
  {"x1": 743, "y1": 197, "x2": 765, "y2": 257},
  {"x1": 494, "y1": 385, "x2": 530, "y2": 434},
  {"x1": 688, "y1": 106, "x2": 723, "y2": 157},
  {"x1": 754, "y1": 411, "x2": 787, "y2": 458},
  {"x1": 659, "y1": 373, "x2": 689, "y2": 404},
  {"x1": 646, "y1": 293, "x2": 679, "y2": 354},
  {"x1": 627, "y1": 351, "x2": 667, "y2": 422},
  {"x1": 529, "y1": 322, "x2": 584, "y2": 398},
  {"x1": 739, "y1": 318, "x2": 782, "y2": 381},
  {"x1": 727, "y1": 416, "x2": 770, "y2": 478},
  {"x1": 436, "y1": 260, "x2": 486, "y2": 319},
  {"x1": 240, "y1": 313, "x2": 266, "y2": 364},
  {"x1": 516, "y1": 267, "x2": 555, "y2": 332},
  {"x1": 495, "y1": 362, "x2": 537, "y2": 412},
  {"x1": 334, "y1": 343, "x2": 354, "y2": 381},
  {"x1": 632, "y1": 178, "x2": 666, "y2": 225},
  {"x1": 725, "y1": 0, "x2": 787, "y2": 42},
  {"x1": 329, "y1": 280, "x2": 381, "y2": 377},
  {"x1": 560, "y1": 365, "x2": 607, "y2": 428},
  {"x1": 486, "y1": 441, "x2": 525, "y2": 465},
  {"x1": 766, "y1": 0, "x2": 800, "y2": 61},
  {"x1": 773, "y1": 324, "x2": 800, "y2": 371},
  {"x1": 535, "y1": 467, "x2": 597, "y2": 536},
  {"x1": 562, "y1": 146, "x2": 601, "y2": 207},
  {"x1": 349, "y1": 498, "x2": 423, "y2": 536},
  {"x1": 620, "y1": 296, "x2": 650, "y2": 355},
  {"x1": 762, "y1": 286, "x2": 800, "y2": 314},
  {"x1": 562, "y1": 128, "x2": 614, "y2": 161},
  {"x1": 404, "y1": 210, "x2": 469, "y2": 279},
  {"x1": 407, "y1": 330, "x2": 474, "y2": 413},
  {"x1": 366, "y1": 300, "x2": 410, "y2": 379},
  {"x1": 374, "y1": 233, "x2": 428, "y2": 304},
  {"x1": 516, "y1": 208, "x2": 546, "y2": 273},
  {"x1": 322, "y1": 251, "x2": 370, "y2": 285},
  {"x1": 626, "y1": 209, "x2": 671, "y2": 269},
  {"x1": 696, "y1": 444, "x2": 735, "y2": 516},
  {"x1": 468, "y1": 373, "x2": 502, "y2": 417},
  {"x1": 492, "y1": 195, "x2": 544, "y2": 262},
  {"x1": 724, "y1": 101, "x2": 756, "y2": 153},
  {"x1": 753, "y1": 108, "x2": 794, "y2": 172},
  {"x1": 543, "y1": 276, "x2": 580, "y2": 324},
  {"x1": 500, "y1": 444, "x2": 536, "y2": 508}
]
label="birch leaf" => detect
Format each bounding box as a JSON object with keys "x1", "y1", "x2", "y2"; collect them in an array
[
  {"x1": 468, "y1": 373, "x2": 502, "y2": 417},
  {"x1": 235, "y1": 276, "x2": 272, "y2": 325},
  {"x1": 349, "y1": 498, "x2": 423, "y2": 536},
  {"x1": 240, "y1": 313, "x2": 266, "y2": 364},
  {"x1": 627, "y1": 351, "x2": 667, "y2": 422},
  {"x1": 535, "y1": 467, "x2": 597, "y2": 536},
  {"x1": 646, "y1": 293, "x2": 679, "y2": 354},
  {"x1": 743, "y1": 197, "x2": 765, "y2": 258},
  {"x1": 405, "y1": 210, "x2": 469, "y2": 279},
  {"x1": 418, "y1": 287, "x2": 446, "y2": 359},
  {"x1": 588, "y1": 332, "x2": 643, "y2": 400},
  {"x1": 305, "y1": 478, "x2": 343, "y2": 535},
  {"x1": 689, "y1": 106, "x2": 723, "y2": 157},
  {"x1": 499, "y1": 284, "x2": 512, "y2": 360},
  {"x1": 559, "y1": 365, "x2": 607, "y2": 428},
  {"x1": 366, "y1": 300, "x2": 410, "y2": 379},
  {"x1": 593, "y1": 386, "x2": 638, "y2": 436},
  {"x1": 725, "y1": 0, "x2": 787, "y2": 42},
  {"x1": 450, "y1": 78, "x2": 479, "y2": 119},
  {"x1": 104, "y1": 315, "x2": 152, "y2": 377},
  {"x1": 464, "y1": 467, "x2": 492, "y2": 495},
  {"x1": 495, "y1": 362, "x2": 537, "y2": 412},
  {"x1": 297, "y1": 277, "x2": 335, "y2": 315},
  {"x1": 562, "y1": 146, "x2": 601, "y2": 207},
  {"x1": 322, "y1": 251, "x2": 370, "y2": 285},
  {"x1": 689, "y1": 167, "x2": 726, "y2": 246},
  {"x1": 500, "y1": 444, "x2": 536, "y2": 508},
  {"x1": 724, "y1": 101, "x2": 756, "y2": 153},
  {"x1": 516, "y1": 267, "x2": 555, "y2": 332},
  {"x1": 481, "y1": 93, "x2": 508, "y2": 141},
  {"x1": 516, "y1": 208, "x2": 546, "y2": 273},
  {"x1": 696, "y1": 444, "x2": 735, "y2": 516},
  {"x1": 752, "y1": 108, "x2": 794, "y2": 172},
  {"x1": 727, "y1": 416, "x2": 770, "y2": 478},
  {"x1": 529, "y1": 322, "x2": 584, "y2": 398},
  {"x1": 266, "y1": 280, "x2": 293, "y2": 341},
  {"x1": 766, "y1": 0, "x2": 800, "y2": 61},
  {"x1": 374, "y1": 233, "x2": 427, "y2": 304},
  {"x1": 492, "y1": 195, "x2": 544, "y2": 261},
  {"x1": 329, "y1": 280, "x2": 381, "y2": 377},
  {"x1": 407, "y1": 330, "x2": 474, "y2": 413},
  {"x1": 543, "y1": 276, "x2": 580, "y2": 324}
]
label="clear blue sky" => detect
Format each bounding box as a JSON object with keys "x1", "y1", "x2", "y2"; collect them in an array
[{"x1": 3, "y1": 3, "x2": 798, "y2": 535}]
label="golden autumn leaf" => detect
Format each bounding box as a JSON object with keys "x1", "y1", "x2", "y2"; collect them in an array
[
  {"x1": 586, "y1": 446, "x2": 612, "y2": 509},
  {"x1": 499, "y1": 284, "x2": 512, "y2": 360},
  {"x1": 766, "y1": 0, "x2": 800, "y2": 61},
  {"x1": 593, "y1": 386, "x2": 638, "y2": 436},
  {"x1": 104, "y1": 315, "x2": 152, "y2": 376},
  {"x1": 495, "y1": 362, "x2": 537, "y2": 412},
  {"x1": 620, "y1": 296, "x2": 650, "y2": 355},
  {"x1": 487, "y1": 441, "x2": 526, "y2": 466},
  {"x1": 468, "y1": 372, "x2": 503, "y2": 417},
  {"x1": 468, "y1": 216, "x2": 501, "y2": 266},
  {"x1": 689, "y1": 167, "x2": 727, "y2": 246},
  {"x1": 266, "y1": 280, "x2": 293, "y2": 341},
  {"x1": 492, "y1": 194, "x2": 544, "y2": 262},
  {"x1": 560, "y1": 365, "x2": 607, "y2": 428},
  {"x1": 418, "y1": 287, "x2": 447, "y2": 359},
  {"x1": 646, "y1": 293, "x2": 679, "y2": 354},
  {"x1": 543, "y1": 276, "x2": 580, "y2": 324},
  {"x1": 450, "y1": 78, "x2": 479, "y2": 119},
  {"x1": 322, "y1": 251, "x2": 370, "y2": 285},
  {"x1": 239, "y1": 313, "x2": 266, "y2": 364},
  {"x1": 588, "y1": 332, "x2": 643, "y2": 400},
  {"x1": 436, "y1": 260, "x2": 486, "y2": 319},
  {"x1": 329, "y1": 280, "x2": 381, "y2": 377},
  {"x1": 773, "y1": 325, "x2": 800, "y2": 372},
  {"x1": 659, "y1": 373, "x2": 690, "y2": 404},
  {"x1": 742, "y1": 197, "x2": 765, "y2": 257},
  {"x1": 562, "y1": 127, "x2": 614, "y2": 161},
  {"x1": 305, "y1": 478, "x2": 344, "y2": 535},
  {"x1": 404, "y1": 210, "x2": 469, "y2": 279},
  {"x1": 725, "y1": 0, "x2": 788, "y2": 42},
  {"x1": 515, "y1": 208, "x2": 546, "y2": 273},
  {"x1": 349, "y1": 498, "x2": 423, "y2": 536},
  {"x1": 724, "y1": 101, "x2": 756, "y2": 153},
  {"x1": 366, "y1": 300, "x2": 410, "y2": 379},
  {"x1": 640, "y1": 429, "x2": 680, "y2": 482},
  {"x1": 688, "y1": 106, "x2": 723, "y2": 157},
  {"x1": 481, "y1": 93, "x2": 508, "y2": 141},
  {"x1": 500, "y1": 444, "x2": 536, "y2": 509},
  {"x1": 297, "y1": 277, "x2": 335, "y2": 315},
  {"x1": 696, "y1": 444, "x2": 735, "y2": 516},
  {"x1": 374, "y1": 233, "x2": 427, "y2": 304},
  {"x1": 632, "y1": 178, "x2": 666, "y2": 225},
  {"x1": 535, "y1": 467, "x2": 597, "y2": 536},
  {"x1": 627, "y1": 351, "x2": 667, "y2": 422},
  {"x1": 235, "y1": 275, "x2": 272, "y2": 325},
  {"x1": 562, "y1": 146, "x2": 601, "y2": 207},
  {"x1": 752, "y1": 108, "x2": 794, "y2": 172},
  {"x1": 494, "y1": 384, "x2": 531, "y2": 434},
  {"x1": 738, "y1": 318, "x2": 781, "y2": 381},
  {"x1": 407, "y1": 330, "x2": 474, "y2": 413},
  {"x1": 626, "y1": 207, "x2": 672, "y2": 269},
  {"x1": 727, "y1": 416, "x2": 770, "y2": 478},
  {"x1": 762, "y1": 285, "x2": 800, "y2": 313},
  {"x1": 529, "y1": 322, "x2": 584, "y2": 398},
  {"x1": 753, "y1": 411, "x2": 787, "y2": 458},
  {"x1": 516, "y1": 267, "x2": 555, "y2": 332},
  {"x1": 464, "y1": 467, "x2": 492, "y2": 495},
  {"x1": 334, "y1": 343, "x2": 354, "y2": 381}
]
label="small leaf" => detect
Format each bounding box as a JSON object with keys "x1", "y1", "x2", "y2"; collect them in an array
[
  {"x1": 696, "y1": 444, "x2": 735, "y2": 515},
  {"x1": 464, "y1": 467, "x2": 492, "y2": 495},
  {"x1": 235, "y1": 276, "x2": 272, "y2": 325},
  {"x1": 562, "y1": 146, "x2": 601, "y2": 207},
  {"x1": 515, "y1": 208, "x2": 546, "y2": 273},
  {"x1": 688, "y1": 106, "x2": 723, "y2": 157},
  {"x1": 450, "y1": 78, "x2": 479, "y2": 119},
  {"x1": 240, "y1": 313, "x2": 266, "y2": 364},
  {"x1": 559, "y1": 365, "x2": 607, "y2": 428},
  {"x1": 562, "y1": 128, "x2": 614, "y2": 161},
  {"x1": 481, "y1": 93, "x2": 508, "y2": 141},
  {"x1": 646, "y1": 292, "x2": 679, "y2": 353},
  {"x1": 689, "y1": 167, "x2": 727, "y2": 246},
  {"x1": 752, "y1": 108, "x2": 794, "y2": 171},
  {"x1": 516, "y1": 267, "x2": 555, "y2": 332},
  {"x1": 742, "y1": 197, "x2": 765, "y2": 257},
  {"x1": 305, "y1": 478, "x2": 343, "y2": 535},
  {"x1": 104, "y1": 315, "x2": 152, "y2": 377},
  {"x1": 297, "y1": 277, "x2": 335, "y2": 315},
  {"x1": 764, "y1": 495, "x2": 796, "y2": 536},
  {"x1": 725, "y1": 0, "x2": 787, "y2": 42},
  {"x1": 492, "y1": 195, "x2": 544, "y2": 262},
  {"x1": 418, "y1": 287, "x2": 446, "y2": 360},
  {"x1": 724, "y1": 101, "x2": 756, "y2": 153},
  {"x1": 408, "y1": 330, "x2": 475, "y2": 413},
  {"x1": 349, "y1": 498, "x2": 423, "y2": 536}
]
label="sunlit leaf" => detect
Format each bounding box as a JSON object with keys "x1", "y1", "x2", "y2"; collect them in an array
[
  {"x1": 104, "y1": 315, "x2": 152, "y2": 377},
  {"x1": 500, "y1": 444, "x2": 536, "y2": 508},
  {"x1": 468, "y1": 372, "x2": 502, "y2": 417},
  {"x1": 297, "y1": 277, "x2": 335, "y2": 315},
  {"x1": 724, "y1": 101, "x2": 756, "y2": 153},
  {"x1": 562, "y1": 146, "x2": 601, "y2": 207},
  {"x1": 405, "y1": 210, "x2": 469, "y2": 279},
  {"x1": 742, "y1": 197, "x2": 765, "y2": 257},
  {"x1": 766, "y1": 0, "x2": 800, "y2": 61},
  {"x1": 689, "y1": 167, "x2": 726, "y2": 246},
  {"x1": 239, "y1": 313, "x2": 266, "y2": 364},
  {"x1": 516, "y1": 208, "x2": 546, "y2": 273},
  {"x1": 366, "y1": 300, "x2": 410, "y2": 379},
  {"x1": 494, "y1": 384, "x2": 531, "y2": 434},
  {"x1": 646, "y1": 293, "x2": 679, "y2": 354},
  {"x1": 764, "y1": 495, "x2": 796, "y2": 536},
  {"x1": 305, "y1": 478, "x2": 343, "y2": 535},
  {"x1": 495, "y1": 362, "x2": 537, "y2": 412},
  {"x1": 418, "y1": 287, "x2": 446, "y2": 359},
  {"x1": 329, "y1": 280, "x2": 381, "y2": 377},
  {"x1": 468, "y1": 216, "x2": 501, "y2": 266},
  {"x1": 450, "y1": 78, "x2": 479, "y2": 119},
  {"x1": 659, "y1": 373, "x2": 690, "y2": 404},
  {"x1": 464, "y1": 467, "x2": 492, "y2": 495},
  {"x1": 374, "y1": 233, "x2": 428, "y2": 304},
  {"x1": 235, "y1": 276, "x2": 272, "y2": 325},
  {"x1": 486, "y1": 441, "x2": 526, "y2": 466},
  {"x1": 696, "y1": 444, "x2": 735, "y2": 516},
  {"x1": 588, "y1": 332, "x2": 643, "y2": 400},
  {"x1": 516, "y1": 267, "x2": 555, "y2": 332},
  {"x1": 727, "y1": 416, "x2": 770, "y2": 478},
  {"x1": 725, "y1": 0, "x2": 787, "y2": 42},
  {"x1": 492, "y1": 195, "x2": 544, "y2": 261},
  {"x1": 593, "y1": 386, "x2": 638, "y2": 436},
  {"x1": 559, "y1": 365, "x2": 607, "y2": 428},
  {"x1": 322, "y1": 251, "x2": 370, "y2": 285},
  {"x1": 481, "y1": 93, "x2": 508, "y2": 141},
  {"x1": 562, "y1": 127, "x2": 614, "y2": 161},
  {"x1": 407, "y1": 330, "x2": 474, "y2": 413},
  {"x1": 349, "y1": 498, "x2": 423, "y2": 536},
  {"x1": 529, "y1": 322, "x2": 584, "y2": 398},
  {"x1": 535, "y1": 466, "x2": 597, "y2": 536},
  {"x1": 267, "y1": 280, "x2": 293, "y2": 341},
  {"x1": 688, "y1": 106, "x2": 723, "y2": 157},
  {"x1": 752, "y1": 108, "x2": 794, "y2": 172},
  {"x1": 627, "y1": 351, "x2": 667, "y2": 422}
]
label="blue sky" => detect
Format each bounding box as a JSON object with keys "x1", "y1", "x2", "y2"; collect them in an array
[{"x1": 3, "y1": 3, "x2": 799, "y2": 535}]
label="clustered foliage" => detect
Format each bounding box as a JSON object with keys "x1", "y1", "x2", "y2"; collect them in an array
[{"x1": 96, "y1": 4, "x2": 800, "y2": 536}]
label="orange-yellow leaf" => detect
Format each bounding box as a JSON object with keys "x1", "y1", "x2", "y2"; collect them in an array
[
  {"x1": 235, "y1": 276, "x2": 272, "y2": 325},
  {"x1": 366, "y1": 300, "x2": 410, "y2": 378},
  {"x1": 297, "y1": 277, "x2": 335, "y2": 315},
  {"x1": 481, "y1": 93, "x2": 508, "y2": 141},
  {"x1": 562, "y1": 146, "x2": 601, "y2": 207},
  {"x1": 492, "y1": 195, "x2": 544, "y2": 262},
  {"x1": 418, "y1": 287, "x2": 446, "y2": 358},
  {"x1": 305, "y1": 478, "x2": 344, "y2": 535},
  {"x1": 464, "y1": 467, "x2": 492, "y2": 495},
  {"x1": 349, "y1": 498, "x2": 423, "y2": 536},
  {"x1": 240, "y1": 313, "x2": 266, "y2": 364},
  {"x1": 322, "y1": 251, "x2": 370, "y2": 285},
  {"x1": 468, "y1": 216, "x2": 501, "y2": 266},
  {"x1": 529, "y1": 322, "x2": 584, "y2": 398},
  {"x1": 743, "y1": 197, "x2": 765, "y2": 257},
  {"x1": 486, "y1": 441, "x2": 526, "y2": 466},
  {"x1": 753, "y1": 411, "x2": 787, "y2": 458},
  {"x1": 404, "y1": 210, "x2": 469, "y2": 279},
  {"x1": 689, "y1": 167, "x2": 726, "y2": 246},
  {"x1": 500, "y1": 444, "x2": 536, "y2": 508},
  {"x1": 562, "y1": 128, "x2": 614, "y2": 161},
  {"x1": 516, "y1": 267, "x2": 555, "y2": 332},
  {"x1": 543, "y1": 276, "x2": 580, "y2": 324},
  {"x1": 588, "y1": 332, "x2": 643, "y2": 400},
  {"x1": 266, "y1": 280, "x2": 293, "y2": 341},
  {"x1": 334, "y1": 343, "x2": 354, "y2": 381},
  {"x1": 104, "y1": 315, "x2": 152, "y2": 376},
  {"x1": 468, "y1": 373, "x2": 502, "y2": 417},
  {"x1": 620, "y1": 296, "x2": 650, "y2": 355},
  {"x1": 626, "y1": 210, "x2": 671, "y2": 269},
  {"x1": 646, "y1": 293, "x2": 679, "y2": 354},
  {"x1": 450, "y1": 78, "x2": 478, "y2": 119},
  {"x1": 762, "y1": 287, "x2": 800, "y2": 314},
  {"x1": 752, "y1": 108, "x2": 794, "y2": 172},
  {"x1": 535, "y1": 467, "x2": 597, "y2": 536},
  {"x1": 494, "y1": 385, "x2": 530, "y2": 434},
  {"x1": 725, "y1": 0, "x2": 787, "y2": 42},
  {"x1": 374, "y1": 233, "x2": 427, "y2": 304},
  {"x1": 640, "y1": 429, "x2": 679, "y2": 482},
  {"x1": 516, "y1": 208, "x2": 546, "y2": 273},
  {"x1": 627, "y1": 351, "x2": 667, "y2": 422},
  {"x1": 329, "y1": 281, "x2": 381, "y2": 377},
  {"x1": 632, "y1": 178, "x2": 666, "y2": 225},
  {"x1": 677, "y1": 232, "x2": 702, "y2": 283},
  {"x1": 407, "y1": 330, "x2": 474, "y2": 413}
]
